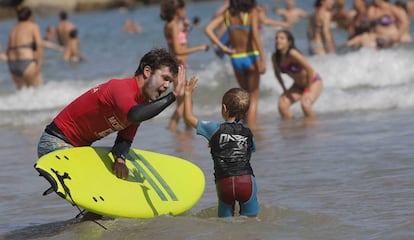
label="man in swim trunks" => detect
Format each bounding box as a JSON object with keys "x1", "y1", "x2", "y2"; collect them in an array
[
  {"x1": 37, "y1": 48, "x2": 184, "y2": 181},
  {"x1": 7, "y1": 6, "x2": 43, "y2": 89},
  {"x1": 184, "y1": 78, "x2": 259, "y2": 219}
]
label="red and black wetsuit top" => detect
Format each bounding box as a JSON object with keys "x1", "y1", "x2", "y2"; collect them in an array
[
  {"x1": 53, "y1": 77, "x2": 147, "y2": 146},
  {"x1": 209, "y1": 122, "x2": 254, "y2": 180}
]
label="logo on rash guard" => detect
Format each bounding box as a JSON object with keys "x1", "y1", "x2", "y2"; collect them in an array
[
  {"x1": 96, "y1": 128, "x2": 113, "y2": 138},
  {"x1": 219, "y1": 134, "x2": 248, "y2": 150},
  {"x1": 96, "y1": 116, "x2": 124, "y2": 138},
  {"x1": 108, "y1": 116, "x2": 123, "y2": 130}
]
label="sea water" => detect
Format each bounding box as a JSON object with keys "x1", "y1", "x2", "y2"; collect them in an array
[{"x1": 1, "y1": 1, "x2": 414, "y2": 239}]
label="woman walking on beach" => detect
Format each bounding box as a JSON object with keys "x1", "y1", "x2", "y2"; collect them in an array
[
  {"x1": 205, "y1": 0, "x2": 266, "y2": 129},
  {"x1": 160, "y1": 0, "x2": 209, "y2": 132},
  {"x1": 272, "y1": 30, "x2": 323, "y2": 119},
  {"x1": 7, "y1": 6, "x2": 43, "y2": 90}
]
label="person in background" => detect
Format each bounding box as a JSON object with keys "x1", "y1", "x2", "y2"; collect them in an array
[
  {"x1": 63, "y1": 29, "x2": 87, "y2": 62},
  {"x1": 205, "y1": 0, "x2": 266, "y2": 129},
  {"x1": 212, "y1": 0, "x2": 231, "y2": 58},
  {"x1": 275, "y1": 0, "x2": 308, "y2": 24},
  {"x1": 393, "y1": 0, "x2": 412, "y2": 43},
  {"x1": 214, "y1": 2, "x2": 290, "y2": 59},
  {"x1": 184, "y1": 77, "x2": 259, "y2": 219},
  {"x1": 56, "y1": 11, "x2": 76, "y2": 47},
  {"x1": 7, "y1": 6, "x2": 43, "y2": 90},
  {"x1": 258, "y1": 5, "x2": 291, "y2": 29},
  {"x1": 347, "y1": 0, "x2": 370, "y2": 39},
  {"x1": 192, "y1": 16, "x2": 201, "y2": 29},
  {"x1": 343, "y1": 28, "x2": 379, "y2": 49},
  {"x1": 272, "y1": 30, "x2": 323, "y2": 119},
  {"x1": 307, "y1": 0, "x2": 336, "y2": 55},
  {"x1": 160, "y1": 0, "x2": 209, "y2": 132},
  {"x1": 0, "y1": 43, "x2": 7, "y2": 61},
  {"x1": 367, "y1": 0, "x2": 408, "y2": 49},
  {"x1": 43, "y1": 26, "x2": 64, "y2": 52},
  {"x1": 332, "y1": 0, "x2": 355, "y2": 30},
  {"x1": 407, "y1": 0, "x2": 414, "y2": 16},
  {"x1": 123, "y1": 18, "x2": 142, "y2": 34}
]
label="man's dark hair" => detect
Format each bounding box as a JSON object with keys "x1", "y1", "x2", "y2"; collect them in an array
[{"x1": 135, "y1": 48, "x2": 179, "y2": 77}]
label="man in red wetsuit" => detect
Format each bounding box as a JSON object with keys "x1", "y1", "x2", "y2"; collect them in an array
[{"x1": 37, "y1": 48, "x2": 185, "y2": 180}]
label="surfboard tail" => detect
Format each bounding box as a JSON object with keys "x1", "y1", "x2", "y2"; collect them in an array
[{"x1": 34, "y1": 164, "x2": 58, "y2": 196}]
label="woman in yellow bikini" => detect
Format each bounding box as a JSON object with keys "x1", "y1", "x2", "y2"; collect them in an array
[
  {"x1": 205, "y1": 0, "x2": 266, "y2": 129},
  {"x1": 272, "y1": 30, "x2": 323, "y2": 119}
]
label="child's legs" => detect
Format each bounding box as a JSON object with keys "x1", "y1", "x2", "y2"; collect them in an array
[
  {"x1": 237, "y1": 175, "x2": 259, "y2": 217},
  {"x1": 216, "y1": 175, "x2": 259, "y2": 217},
  {"x1": 216, "y1": 177, "x2": 236, "y2": 217},
  {"x1": 217, "y1": 199, "x2": 235, "y2": 217}
]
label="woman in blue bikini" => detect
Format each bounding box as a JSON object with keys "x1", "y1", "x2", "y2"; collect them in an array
[
  {"x1": 7, "y1": 6, "x2": 43, "y2": 90},
  {"x1": 205, "y1": 0, "x2": 266, "y2": 129},
  {"x1": 272, "y1": 30, "x2": 323, "y2": 119}
]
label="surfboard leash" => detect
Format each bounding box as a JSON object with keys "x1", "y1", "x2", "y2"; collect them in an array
[{"x1": 51, "y1": 168, "x2": 108, "y2": 230}]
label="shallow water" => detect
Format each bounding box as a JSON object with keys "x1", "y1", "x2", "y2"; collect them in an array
[{"x1": 1, "y1": 0, "x2": 414, "y2": 239}]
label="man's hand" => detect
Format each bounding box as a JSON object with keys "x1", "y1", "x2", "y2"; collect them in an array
[
  {"x1": 113, "y1": 158, "x2": 129, "y2": 179},
  {"x1": 173, "y1": 65, "x2": 186, "y2": 97}
]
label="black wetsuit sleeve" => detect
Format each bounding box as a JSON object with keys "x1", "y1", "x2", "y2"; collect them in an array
[
  {"x1": 111, "y1": 135, "x2": 132, "y2": 160},
  {"x1": 127, "y1": 92, "x2": 176, "y2": 123}
]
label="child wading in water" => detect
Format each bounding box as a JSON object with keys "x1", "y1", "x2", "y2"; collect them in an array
[{"x1": 184, "y1": 77, "x2": 259, "y2": 219}]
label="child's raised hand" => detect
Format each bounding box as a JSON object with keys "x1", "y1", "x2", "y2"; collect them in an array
[{"x1": 185, "y1": 76, "x2": 198, "y2": 94}]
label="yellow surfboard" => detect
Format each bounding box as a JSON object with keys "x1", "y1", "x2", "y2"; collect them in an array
[{"x1": 34, "y1": 147, "x2": 205, "y2": 218}]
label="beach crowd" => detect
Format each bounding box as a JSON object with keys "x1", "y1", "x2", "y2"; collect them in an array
[{"x1": 1, "y1": 0, "x2": 412, "y2": 122}]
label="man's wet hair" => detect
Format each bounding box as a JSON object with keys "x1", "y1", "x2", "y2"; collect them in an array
[{"x1": 135, "y1": 48, "x2": 179, "y2": 77}]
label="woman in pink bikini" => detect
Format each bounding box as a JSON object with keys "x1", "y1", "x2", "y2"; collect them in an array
[
  {"x1": 160, "y1": 0, "x2": 209, "y2": 131},
  {"x1": 272, "y1": 30, "x2": 323, "y2": 119}
]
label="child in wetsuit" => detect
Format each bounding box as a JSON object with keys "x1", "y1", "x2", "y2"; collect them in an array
[{"x1": 184, "y1": 77, "x2": 259, "y2": 218}]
